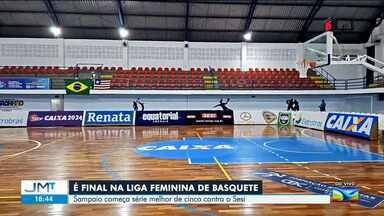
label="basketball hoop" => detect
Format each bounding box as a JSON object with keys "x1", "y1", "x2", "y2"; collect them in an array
[{"x1": 297, "y1": 60, "x2": 317, "y2": 73}]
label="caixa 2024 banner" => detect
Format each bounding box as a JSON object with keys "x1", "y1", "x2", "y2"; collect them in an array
[
  {"x1": 27, "y1": 111, "x2": 84, "y2": 127},
  {"x1": 324, "y1": 113, "x2": 378, "y2": 139}
]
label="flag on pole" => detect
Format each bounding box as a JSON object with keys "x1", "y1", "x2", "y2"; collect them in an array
[{"x1": 94, "y1": 79, "x2": 111, "y2": 90}]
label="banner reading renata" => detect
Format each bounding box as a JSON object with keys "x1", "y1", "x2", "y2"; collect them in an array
[
  {"x1": 27, "y1": 111, "x2": 84, "y2": 127},
  {"x1": 324, "y1": 113, "x2": 378, "y2": 139},
  {"x1": 135, "y1": 111, "x2": 185, "y2": 125},
  {"x1": 294, "y1": 111, "x2": 328, "y2": 131},
  {"x1": 0, "y1": 111, "x2": 28, "y2": 127},
  {"x1": 234, "y1": 110, "x2": 279, "y2": 125},
  {"x1": 84, "y1": 111, "x2": 134, "y2": 126}
]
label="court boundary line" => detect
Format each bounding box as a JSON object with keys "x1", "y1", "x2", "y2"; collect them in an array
[
  {"x1": 0, "y1": 139, "x2": 41, "y2": 161},
  {"x1": 188, "y1": 135, "x2": 384, "y2": 164},
  {"x1": 189, "y1": 159, "x2": 384, "y2": 165},
  {"x1": 213, "y1": 156, "x2": 232, "y2": 180},
  {"x1": 300, "y1": 128, "x2": 384, "y2": 194},
  {"x1": 263, "y1": 140, "x2": 332, "y2": 154},
  {"x1": 301, "y1": 128, "x2": 384, "y2": 158},
  {"x1": 194, "y1": 130, "x2": 233, "y2": 181}
]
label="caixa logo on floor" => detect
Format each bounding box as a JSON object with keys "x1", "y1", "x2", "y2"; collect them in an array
[
  {"x1": 324, "y1": 113, "x2": 378, "y2": 139},
  {"x1": 84, "y1": 111, "x2": 134, "y2": 126},
  {"x1": 136, "y1": 111, "x2": 185, "y2": 125}
]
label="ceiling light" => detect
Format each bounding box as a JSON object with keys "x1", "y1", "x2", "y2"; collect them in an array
[
  {"x1": 119, "y1": 28, "x2": 129, "y2": 38},
  {"x1": 243, "y1": 31, "x2": 252, "y2": 41},
  {"x1": 49, "y1": 26, "x2": 62, "y2": 37}
]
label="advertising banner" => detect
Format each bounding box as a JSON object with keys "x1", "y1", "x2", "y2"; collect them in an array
[
  {"x1": 27, "y1": 111, "x2": 84, "y2": 127},
  {"x1": 379, "y1": 114, "x2": 384, "y2": 131},
  {"x1": 84, "y1": 111, "x2": 134, "y2": 126},
  {"x1": 0, "y1": 111, "x2": 28, "y2": 127},
  {"x1": 0, "y1": 98, "x2": 25, "y2": 111},
  {"x1": 185, "y1": 111, "x2": 234, "y2": 125},
  {"x1": 324, "y1": 113, "x2": 378, "y2": 139},
  {"x1": 0, "y1": 77, "x2": 50, "y2": 89},
  {"x1": 135, "y1": 111, "x2": 185, "y2": 125},
  {"x1": 278, "y1": 112, "x2": 292, "y2": 126},
  {"x1": 294, "y1": 111, "x2": 328, "y2": 131},
  {"x1": 234, "y1": 110, "x2": 279, "y2": 125}
]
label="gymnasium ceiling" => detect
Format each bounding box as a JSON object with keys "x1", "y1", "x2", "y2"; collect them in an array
[{"x1": 0, "y1": 0, "x2": 383, "y2": 43}]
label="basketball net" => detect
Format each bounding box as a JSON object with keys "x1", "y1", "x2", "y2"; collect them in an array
[{"x1": 297, "y1": 59, "x2": 317, "y2": 74}]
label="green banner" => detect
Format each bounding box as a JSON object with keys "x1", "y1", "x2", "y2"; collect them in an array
[
  {"x1": 65, "y1": 79, "x2": 92, "y2": 95},
  {"x1": 278, "y1": 112, "x2": 292, "y2": 126}
]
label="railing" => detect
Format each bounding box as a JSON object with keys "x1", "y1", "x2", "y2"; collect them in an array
[
  {"x1": 313, "y1": 67, "x2": 336, "y2": 88},
  {"x1": 314, "y1": 67, "x2": 384, "y2": 90}
]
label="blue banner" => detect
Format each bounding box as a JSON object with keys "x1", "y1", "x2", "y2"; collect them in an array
[
  {"x1": 84, "y1": 111, "x2": 134, "y2": 126},
  {"x1": 324, "y1": 113, "x2": 378, "y2": 139},
  {"x1": 252, "y1": 168, "x2": 384, "y2": 208},
  {"x1": 135, "y1": 111, "x2": 185, "y2": 126},
  {"x1": 21, "y1": 195, "x2": 68, "y2": 204},
  {"x1": 0, "y1": 77, "x2": 50, "y2": 89},
  {"x1": 27, "y1": 111, "x2": 84, "y2": 127}
]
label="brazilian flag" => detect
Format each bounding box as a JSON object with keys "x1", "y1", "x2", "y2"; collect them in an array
[{"x1": 65, "y1": 79, "x2": 92, "y2": 95}]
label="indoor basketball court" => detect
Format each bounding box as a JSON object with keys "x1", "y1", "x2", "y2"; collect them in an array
[{"x1": 0, "y1": 0, "x2": 384, "y2": 215}]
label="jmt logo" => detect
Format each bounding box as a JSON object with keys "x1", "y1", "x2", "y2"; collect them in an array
[{"x1": 24, "y1": 182, "x2": 55, "y2": 193}]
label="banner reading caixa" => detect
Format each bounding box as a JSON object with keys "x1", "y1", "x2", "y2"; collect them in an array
[
  {"x1": 135, "y1": 111, "x2": 185, "y2": 126},
  {"x1": 185, "y1": 110, "x2": 234, "y2": 125},
  {"x1": 234, "y1": 110, "x2": 278, "y2": 125},
  {"x1": 0, "y1": 111, "x2": 28, "y2": 127},
  {"x1": 324, "y1": 113, "x2": 378, "y2": 140},
  {"x1": 27, "y1": 111, "x2": 84, "y2": 127},
  {"x1": 294, "y1": 111, "x2": 328, "y2": 131},
  {"x1": 84, "y1": 111, "x2": 134, "y2": 126},
  {"x1": 379, "y1": 114, "x2": 384, "y2": 131}
]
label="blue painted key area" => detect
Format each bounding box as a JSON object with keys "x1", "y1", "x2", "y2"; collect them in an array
[{"x1": 135, "y1": 136, "x2": 384, "y2": 164}]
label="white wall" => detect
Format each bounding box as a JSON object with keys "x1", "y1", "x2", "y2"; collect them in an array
[
  {"x1": 63, "y1": 94, "x2": 350, "y2": 112},
  {"x1": 128, "y1": 41, "x2": 185, "y2": 68},
  {"x1": 188, "y1": 42, "x2": 241, "y2": 69},
  {"x1": 0, "y1": 93, "x2": 381, "y2": 114},
  {"x1": 0, "y1": 37, "x2": 367, "y2": 81},
  {"x1": 64, "y1": 39, "x2": 126, "y2": 67},
  {"x1": 245, "y1": 43, "x2": 297, "y2": 69},
  {"x1": 0, "y1": 38, "x2": 63, "y2": 66}
]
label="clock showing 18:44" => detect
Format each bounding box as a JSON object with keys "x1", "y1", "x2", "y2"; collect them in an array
[{"x1": 34, "y1": 195, "x2": 54, "y2": 203}]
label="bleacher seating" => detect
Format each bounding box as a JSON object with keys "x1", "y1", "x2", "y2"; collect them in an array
[
  {"x1": 0, "y1": 66, "x2": 328, "y2": 90},
  {"x1": 218, "y1": 68, "x2": 320, "y2": 89}
]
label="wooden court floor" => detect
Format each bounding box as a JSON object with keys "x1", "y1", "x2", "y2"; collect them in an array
[{"x1": 0, "y1": 125, "x2": 383, "y2": 215}]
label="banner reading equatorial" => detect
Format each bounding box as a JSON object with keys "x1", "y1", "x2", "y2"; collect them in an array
[{"x1": 65, "y1": 79, "x2": 92, "y2": 95}]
